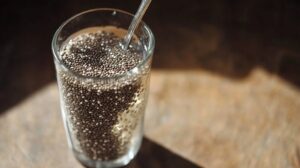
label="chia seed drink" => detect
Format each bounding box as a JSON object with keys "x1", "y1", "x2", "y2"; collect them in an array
[{"x1": 52, "y1": 9, "x2": 154, "y2": 168}]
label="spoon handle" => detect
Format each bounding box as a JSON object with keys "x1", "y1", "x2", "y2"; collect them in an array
[{"x1": 123, "y1": 0, "x2": 152, "y2": 49}]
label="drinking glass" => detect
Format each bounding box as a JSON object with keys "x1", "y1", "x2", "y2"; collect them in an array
[{"x1": 51, "y1": 8, "x2": 154, "y2": 168}]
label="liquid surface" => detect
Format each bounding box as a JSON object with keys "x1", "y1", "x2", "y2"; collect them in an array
[{"x1": 60, "y1": 26, "x2": 143, "y2": 78}]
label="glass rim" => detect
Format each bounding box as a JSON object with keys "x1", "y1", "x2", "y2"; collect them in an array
[{"x1": 51, "y1": 8, "x2": 155, "y2": 81}]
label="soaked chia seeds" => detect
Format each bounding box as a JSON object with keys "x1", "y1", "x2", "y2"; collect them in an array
[
  {"x1": 57, "y1": 27, "x2": 147, "y2": 161},
  {"x1": 60, "y1": 28, "x2": 142, "y2": 78}
]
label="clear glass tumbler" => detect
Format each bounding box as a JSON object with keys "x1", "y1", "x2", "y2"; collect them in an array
[{"x1": 51, "y1": 8, "x2": 154, "y2": 168}]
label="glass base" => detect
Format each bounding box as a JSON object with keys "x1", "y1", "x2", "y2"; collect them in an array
[{"x1": 73, "y1": 138, "x2": 142, "y2": 168}]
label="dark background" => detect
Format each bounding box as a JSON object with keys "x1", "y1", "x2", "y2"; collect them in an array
[
  {"x1": 0, "y1": 0, "x2": 299, "y2": 114},
  {"x1": 0, "y1": 0, "x2": 300, "y2": 167}
]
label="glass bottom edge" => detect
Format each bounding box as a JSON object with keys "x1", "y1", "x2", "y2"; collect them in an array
[{"x1": 72, "y1": 139, "x2": 142, "y2": 168}]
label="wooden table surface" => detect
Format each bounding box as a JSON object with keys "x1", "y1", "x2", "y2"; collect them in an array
[
  {"x1": 1, "y1": 0, "x2": 300, "y2": 167},
  {"x1": 1, "y1": 69, "x2": 300, "y2": 168}
]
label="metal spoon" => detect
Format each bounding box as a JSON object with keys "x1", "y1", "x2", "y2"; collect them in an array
[{"x1": 122, "y1": 0, "x2": 152, "y2": 50}]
